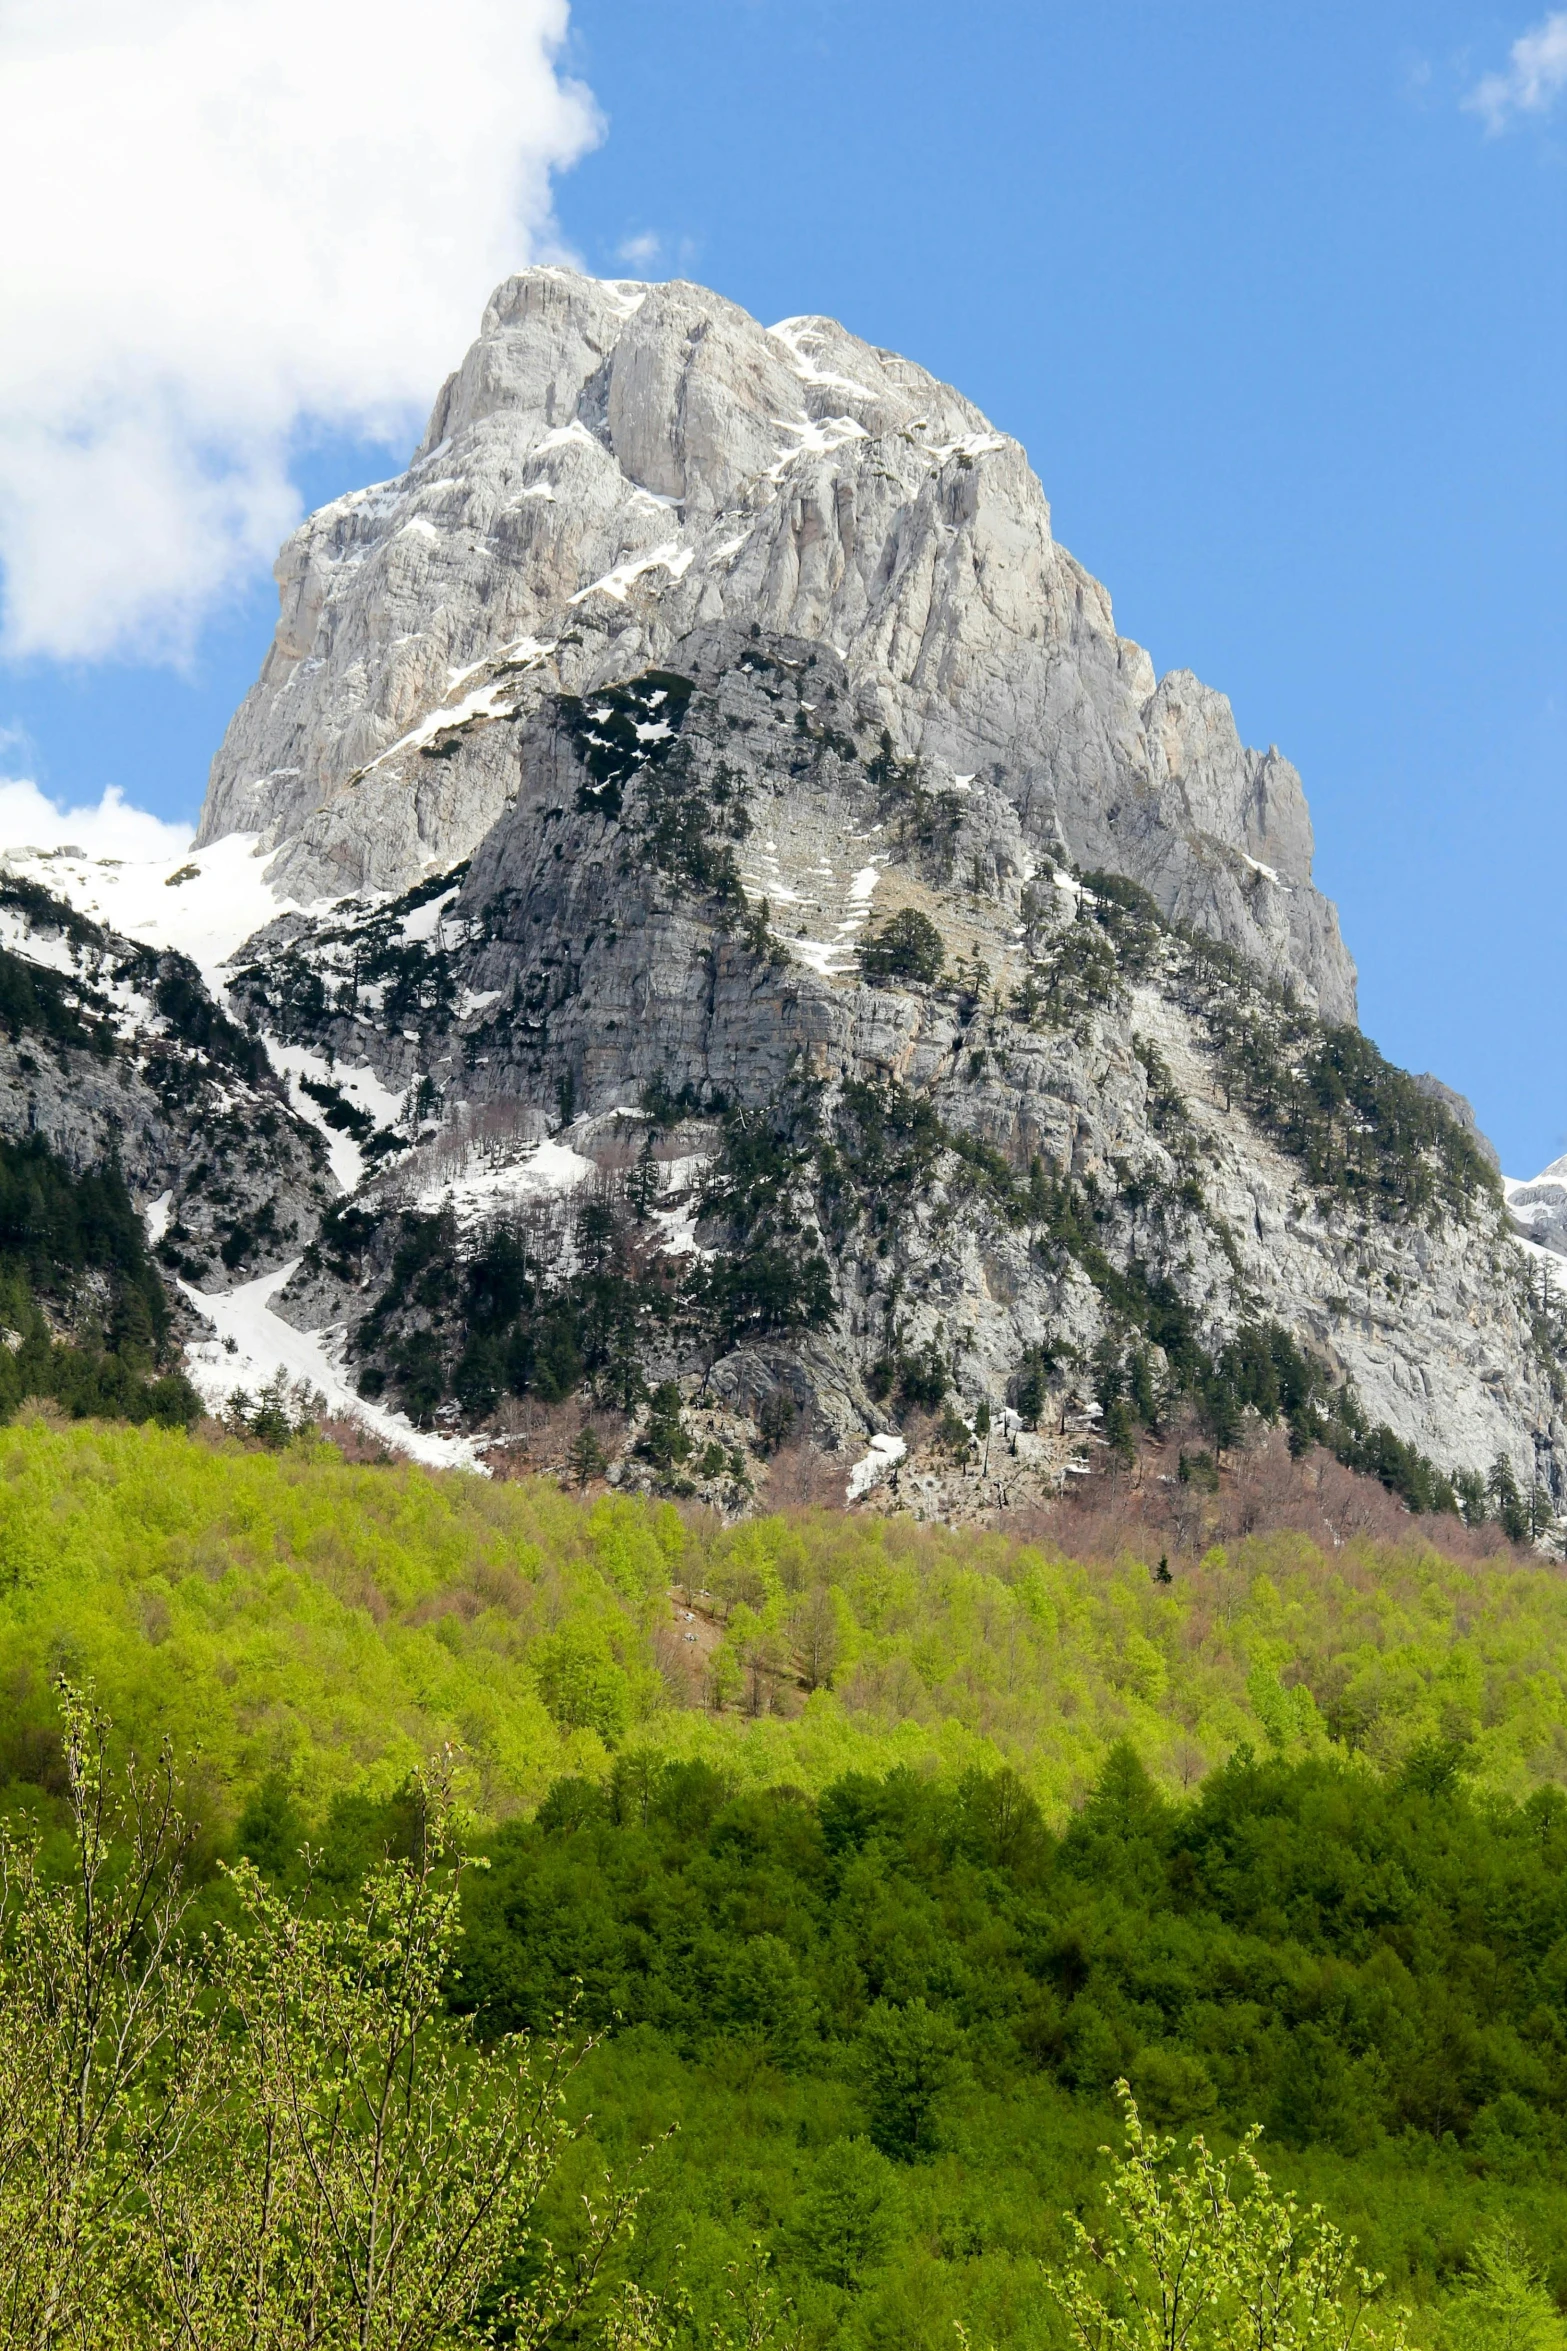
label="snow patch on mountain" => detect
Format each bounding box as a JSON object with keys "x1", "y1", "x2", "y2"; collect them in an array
[
  {"x1": 1507, "y1": 1157, "x2": 1567, "y2": 1260},
  {"x1": 179, "y1": 1261, "x2": 483, "y2": 1470},
  {"x1": 1, "y1": 831, "x2": 319, "y2": 998},
  {"x1": 401, "y1": 1136, "x2": 598, "y2": 1229}
]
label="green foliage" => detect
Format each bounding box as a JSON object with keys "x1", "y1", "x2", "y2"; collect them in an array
[
  {"x1": 639, "y1": 1382, "x2": 694, "y2": 1476},
  {"x1": 860, "y1": 1998, "x2": 971, "y2": 2157},
  {"x1": 785, "y1": 2138, "x2": 899, "y2": 2287},
  {"x1": 571, "y1": 1425, "x2": 611, "y2": 1486},
  {"x1": 0, "y1": 1681, "x2": 660, "y2": 2349},
  {"x1": 858, "y1": 907, "x2": 946, "y2": 987},
  {"x1": 534, "y1": 1623, "x2": 635, "y2": 1742},
  {"x1": 354, "y1": 1203, "x2": 672, "y2": 1427},
  {"x1": 449, "y1": 1738, "x2": 1567, "y2": 2344},
  {"x1": 456, "y1": 1736, "x2": 1567, "y2": 2178},
  {"x1": 0, "y1": 1683, "x2": 204, "y2": 2345},
  {"x1": 0, "y1": 1135, "x2": 198, "y2": 1430},
  {"x1": 0, "y1": 1421, "x2": 693, "y2": 1820},
  {"x1": 1445, "y1": 2226, "x2": 1567, "y2": 2351},
  {"x1": 13, "y1": 1422, "x2": 1567, "y2": 1839},
  {"x1": 1052, "y1": 2086, "x2": 1407, "y2": 2351},
  {"x1": 11, "y1": 1446, "x2": 1567, "y2": 2344},
  {"x1": 221, "y1": 1366, "x2": 326, "y2": 1448}
]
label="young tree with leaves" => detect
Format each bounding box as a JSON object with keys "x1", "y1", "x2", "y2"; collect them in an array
[
  {"x1": 0, "y1": 1683, "x2": 666, "y2": 2351},
  {"x1": 149, "y1": 1775, "x2": 647, "y2": 2350},
  {"x1": 0, "y1": 1680, "x2": 198, "y2": 2349},
  {"x1": 1444, "y1": 2225, "x2": 1566, "y2": 2351},
  {"x1": 1050, "y1": 2084, "x2": 1408, "y2": 2351}
]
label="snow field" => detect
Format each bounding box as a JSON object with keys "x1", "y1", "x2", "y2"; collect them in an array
[{"x1": 178, "y1": 1261, "x2": 485, "y2": 1472}]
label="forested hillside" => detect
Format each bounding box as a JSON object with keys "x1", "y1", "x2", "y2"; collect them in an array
[
  {"x1": 8, "y1": 1420, "x2": 1567, "y2": 2347},
  {"x1": 0, "y1": 1135, "x2": 198, "y2": 1426},
  {"x1": 435, "y1": 1744, "x2": 1567, "y2": 2348},
  {"x1": 7, "y1": 1418, "x2": 1567, "y2": 1826}
]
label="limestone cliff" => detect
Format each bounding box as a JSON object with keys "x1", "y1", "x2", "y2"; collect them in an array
[
  {"x1": 8, "y1": 268, "x2": 1560, "y2": 1512},
  {"x1": 200, "y1": 269, "x2": 1355, "y2": 1024}
]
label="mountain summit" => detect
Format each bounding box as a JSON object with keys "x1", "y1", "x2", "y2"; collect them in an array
[
  {"x1": 3, "y1": 270, "x2": 1560, "y2": 1516},
  {"x1": 200, "y1": 267, "x2": 1354, "y2": 1021}
]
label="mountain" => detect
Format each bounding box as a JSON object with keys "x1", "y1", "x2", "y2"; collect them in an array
[
  {"x1": 200, "y1": 270, "x2": 1355, "y2": 1022},
  {"x1": 3, "y1": 268, "x2": 1561, "y2": 1515},
  {"x1": 1506, "y1": 1155, "x2": 1567, "y2": 1264}
]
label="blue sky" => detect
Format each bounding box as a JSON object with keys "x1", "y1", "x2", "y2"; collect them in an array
[{"x1": 1, "y1": 1, "x2": 1562, "y2": 1170}]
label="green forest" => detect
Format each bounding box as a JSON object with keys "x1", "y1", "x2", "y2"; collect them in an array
[
  {"x1": 8, "y1": 1422, "x2": 1567, "y2": 2346},
  {"x1": 0, "y1": 1134, "x2": 199, "y2": 1428}
]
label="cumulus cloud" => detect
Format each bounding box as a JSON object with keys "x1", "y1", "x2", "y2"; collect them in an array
[
  {"x1": 616, "y1": 231, "x2": 664, "y2": 266},
  {"x1": 1466, "y1": 9, "x2": 1567, "y2": 128},
  {"x1": 0, "y1": 0, "x2": 600, "y2": 665},
  {"x1": 0, "y1": 775, "x2": 193, "y2": 860}
]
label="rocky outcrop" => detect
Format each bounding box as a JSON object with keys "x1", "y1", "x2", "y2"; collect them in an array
[
  {"x1": 228, "y1": 626, "x2": 1562, "y2": 1494},
  {"x1": 200, "y1": 269, "x2": 1356, "y2": 1022},
  {"x1": 0, "y1": 876, "x2": 332, "y2": 1289},
  {"x1": 1507, "y1": 1157, "x2": 1567, "y2": 1261},
  {"x1": 12, "y1": 267, "x2": 1558, "y2": 1510}
]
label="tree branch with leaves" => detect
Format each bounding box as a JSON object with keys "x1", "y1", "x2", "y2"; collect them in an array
[{"x1": 1050, "y1": 2085, "x2": 1408, "y2": 2351}]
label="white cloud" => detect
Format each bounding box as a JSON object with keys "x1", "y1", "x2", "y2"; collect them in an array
[
  {"x1": 1466, "y1": 9, "x2": 1567, "y2": 128},
  {"x1": 0, "y1": 0, "x2": 601, "y2": 665},
  {"x1": 616, "y1": 231, "x2": 663, "y2": 266},
  {"x1": 0, "y1": 775, "x2": 193, "y2": 860}
]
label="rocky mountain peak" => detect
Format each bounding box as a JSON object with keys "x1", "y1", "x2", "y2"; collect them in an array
[
  {"x1": 10, "y1": 268, "x2": 1561, "y2": 1522},
  {"x1": 199, "y1": 266, "x2": 1354, "y2": 1024}
]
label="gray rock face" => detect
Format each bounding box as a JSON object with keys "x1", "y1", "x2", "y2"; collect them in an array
[
  {"x1": 0, "y1": 879, "x2": 332, "y2": 1290},
  {"x1": 1412, "y1": 1073, "x2": 1501, "y2": 1171},
  {"x1": 200, "y1": 269, "x2": 1356, "y2": 1022},
  {"x1": 24, "y1": 264, "x2": 1548, "y2": 1505},
  {"x1": 228, "y1": 629, "x2": 1561, "y2": 1493}
]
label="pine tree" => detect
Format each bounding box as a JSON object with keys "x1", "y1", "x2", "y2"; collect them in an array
[
  {"x1": 629, "y1": 1131, "x2": 659, "y2": 1222},
  {"x1": 569, "y1": 1424, "x2": 609, "y2": 1487}
]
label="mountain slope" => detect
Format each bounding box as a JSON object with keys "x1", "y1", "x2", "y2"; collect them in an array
[
  {"x1": 3, "y1": 269, "x2": 1559, "y2": 1509},
  {"x1": 230, "y1": 617, "x2": 1552, "y2": 1500}
]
